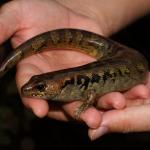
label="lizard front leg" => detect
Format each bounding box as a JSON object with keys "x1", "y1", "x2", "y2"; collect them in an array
[{"x1": 74, "y1": 90, "x2": 96, "y2": 120}]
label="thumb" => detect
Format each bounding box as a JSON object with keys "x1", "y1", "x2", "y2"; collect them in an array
[
  {"x1": 0, "y1": 1, "x2": 20, "y2": 44},
  {"x1": 89, "y1": 104, "x2": 150, "y2": 140}
]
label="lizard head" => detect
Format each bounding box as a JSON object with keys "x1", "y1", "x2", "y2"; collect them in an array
[{"x1": 21, "y1": 74, "x2": 63, "y2": 100}]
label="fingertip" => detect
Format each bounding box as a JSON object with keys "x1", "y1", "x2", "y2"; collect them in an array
[
  {"x1": 80, "y1": 107, "x2": 102, "y2": 129},
  {"x1": 88, "y1": 126, "x2": 109, "y2": 140},
  {"x1": 63, "y1": 101, "x2": 102, "y2": 128},
  {"x1": 113, "y1": 97, "x2": 126, "y2": 109},
  {"x1": 124, "y1": 84, "x2": 150, "y2": 99},
  {"x1": 23, "y1": 98, "x2": 49, "y2": 118},
  {"x1": 32, "y1": 102, "x2": 49, "y2": 118},
  {"x1": 97, "y1": 92, "x2": 126, "y2": 110}
]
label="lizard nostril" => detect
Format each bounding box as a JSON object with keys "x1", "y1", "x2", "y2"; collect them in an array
[{"x1": 21, "y1": 84, "x2": 32, "y2": 96}]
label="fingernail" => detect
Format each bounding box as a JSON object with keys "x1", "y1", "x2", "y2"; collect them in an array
[{"x1": 89, "y1": 126, "x2": 108, "y2": 140}]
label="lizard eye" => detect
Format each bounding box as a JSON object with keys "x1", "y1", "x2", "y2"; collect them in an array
[{"x1": 35, "y1": 83, "x2": 46, "y2": 91}]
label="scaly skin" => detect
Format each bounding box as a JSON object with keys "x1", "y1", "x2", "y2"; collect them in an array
[{"x1": 0, "y1": 29, "x2": 148, "y2": 118}]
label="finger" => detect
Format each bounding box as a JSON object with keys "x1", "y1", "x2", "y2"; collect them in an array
[
  {"x1": 97, "y1": 92, "x2": 126, "y2": 110},
  {"x1": 124, "y1": 84, "x2": 150, "y2": 100},
  {"x1": 16, "y1": 60, "x2": 50, "y2": 117},
  {"x1": 0, "y1": 1, "x2": 20, "y2": 43},
  {"x1": 24, "y1": 98, "x2": 74, "y2": 121},
  {"x1": 23, "y1": 98, "x2": 49, "y2": 118},
  {"x1": 62, "y1": 101, "x2": 103, "y2": 129},
  {"x1": 89, "y1": 104, "x2": 150, "y2": 140},
  {"x1": 124, "y1": 84, "x2": 150, "y2": 107}
]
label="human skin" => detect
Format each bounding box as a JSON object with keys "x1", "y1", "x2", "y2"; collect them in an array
[{"x1": 0, "y1": 0, "x2": 150, "y2": 140}]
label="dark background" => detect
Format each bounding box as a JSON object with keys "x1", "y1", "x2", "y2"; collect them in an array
[{"x1": 0, "y1": 1, "x2": 150, "y2": 150}]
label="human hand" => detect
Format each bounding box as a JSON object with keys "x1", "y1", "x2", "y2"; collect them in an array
[
  {"x1": 0, "y1": 0, "x2": 150, "y2": 139},
  {"x1": 0, "y1": 0, "x2": 108, "y2": 127},
  {"x1": 89, "y1": 74, "x2": 150, "y2": 140}
]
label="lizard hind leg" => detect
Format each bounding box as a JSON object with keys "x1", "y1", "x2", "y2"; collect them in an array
[{"x1": 74, "y1": 90, "x2": 96, "y2": 120}]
